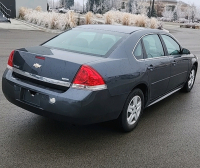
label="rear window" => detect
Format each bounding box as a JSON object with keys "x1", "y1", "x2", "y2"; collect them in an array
[{"x1": 43, "y1": 29, "x2": 125, "y2": 57}]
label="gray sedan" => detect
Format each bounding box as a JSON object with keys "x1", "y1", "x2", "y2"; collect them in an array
[{"x1": 2, "y1": 25, "x2": 198, "y2": 132}]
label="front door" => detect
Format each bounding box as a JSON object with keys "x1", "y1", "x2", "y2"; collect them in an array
[
  {"x1": 161, "y1": 35, "x2": 189, "y2": 91},
  {"x1": 142, "y1": 34, "x2": 171, "y2": 101}
]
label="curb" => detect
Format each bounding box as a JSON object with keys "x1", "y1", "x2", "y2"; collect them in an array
[
  {"x1": 180, "y1": 24, "x2": 200, "y2": 29},
  {"x1": 16, "y1": 19, "x2": 64, "y2": 34}
]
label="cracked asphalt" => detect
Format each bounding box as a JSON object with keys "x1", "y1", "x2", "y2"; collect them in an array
[{"x1": 0, "y1": 24, "x2": 200, "y2": 168}]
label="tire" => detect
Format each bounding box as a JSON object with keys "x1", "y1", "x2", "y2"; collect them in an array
[
  {"x1": 119, "y1": 89, "x2": 144, "y2": 132},
  {"x1": 182, "y1": 66, "x2": 197, "y2": 92}
]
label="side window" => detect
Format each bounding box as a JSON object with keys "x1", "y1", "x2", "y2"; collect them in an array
[
  {"x1": 161, "y1": 35, "x2": 180, "y2": 55},
  {"x1": 133, "y1": 41, "x2": 143, "y2": 60},
  {"x1": 142, "y1": 34, "x2": 164, "y2": 58}
]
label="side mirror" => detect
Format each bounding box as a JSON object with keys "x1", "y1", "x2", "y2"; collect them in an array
[{"x1": 181, "y1": 48, "x2": 191, "y2": 55}]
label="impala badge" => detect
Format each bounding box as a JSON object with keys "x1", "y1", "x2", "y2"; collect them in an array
[{"x1": 33, "y1": 63, "x2": 42, "y2": 68}]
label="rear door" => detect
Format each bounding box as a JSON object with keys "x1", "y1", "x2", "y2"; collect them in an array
[
  {"x1": 161, "y1": 35, "x2": 189, "y2": 91},
  {"x1": 142, "y1": 34, "x2": 171, "y2": 101}
]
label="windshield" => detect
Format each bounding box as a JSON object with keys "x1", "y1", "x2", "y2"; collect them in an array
[{"x1": 43, "y1": 28, "x2": 125, "y2": 57}]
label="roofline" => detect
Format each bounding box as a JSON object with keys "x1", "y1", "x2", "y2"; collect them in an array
[{"x1": 75, "y1": 25, "x2": 145, "y2": 34}]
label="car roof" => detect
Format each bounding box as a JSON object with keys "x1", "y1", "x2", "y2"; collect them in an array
[{"x1": 76, "y1": 25, "x2": 145, "y2": 34}]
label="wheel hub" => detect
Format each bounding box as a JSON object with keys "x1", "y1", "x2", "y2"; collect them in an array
[
  {"x1": 127, "y1": 95, "x2": 142, "y2": 125},
  {"x1": 188, "y1": 70, "x2": 195, "y2": 89}
]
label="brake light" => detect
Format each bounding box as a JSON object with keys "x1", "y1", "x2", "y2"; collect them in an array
[
  {"x1": 72, "y1": 65, "x2": 107, "y2": 91},
  {"x1": 7, "y1": 50, "x2": 15, "y2": 69},
  {"x1": 35, "y1": 56, "x2": 45, "y2": 60}
]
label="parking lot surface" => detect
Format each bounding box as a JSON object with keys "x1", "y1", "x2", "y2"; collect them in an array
[{"x1": 0, "y1": 24, "x2": 200, "y2": 167}]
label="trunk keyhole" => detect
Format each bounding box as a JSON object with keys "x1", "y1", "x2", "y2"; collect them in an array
[{"x1": 29, "y1": 90, "x2": 37, "y2": 97}]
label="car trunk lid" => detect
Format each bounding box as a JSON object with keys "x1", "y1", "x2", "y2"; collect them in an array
[{"x1": 12, "y1": 46, "x2": 104, "y2": 86}]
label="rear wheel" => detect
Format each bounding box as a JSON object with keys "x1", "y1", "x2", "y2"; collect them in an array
[
  {"x1": 119, "y1": 89, "x2": 144, "y2": 132},
  {"x1": 182, "y1": 66, "x2": 196, "y2": 92}
]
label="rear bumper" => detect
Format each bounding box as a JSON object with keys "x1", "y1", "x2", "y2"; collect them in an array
[{"x1": 2, "y1": 69, "x2": 127, "y2": 125}]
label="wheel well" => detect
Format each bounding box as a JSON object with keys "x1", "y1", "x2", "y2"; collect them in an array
[
  {"x1": 194, "y1": 62, "x2": 198, "y2": 70},
  {"x1": 133, "y1": 84, "x2": 148, "y2": 107}
]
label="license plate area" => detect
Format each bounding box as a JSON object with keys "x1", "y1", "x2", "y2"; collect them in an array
[{"x1": 22, "y1": 89, "x2": 41, "y2": 106}]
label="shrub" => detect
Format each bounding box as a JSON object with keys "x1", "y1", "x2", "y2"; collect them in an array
[
  {"x1": 85, "y1": 12, "x2": 93, "y2": 24},
  {"x1": 134, "y1": 15, "x2": 148, "y2": 27},
  {"x1": 68, "y1": 10, "x2": 76, "y2": 28},
  {"x1": 35, "y1": 6, "x2": 42, "y2": 12},
  {"x1": 96, "y1": 14, "x2": 103, "y2": 18},
  {"x1": 112, "y1": 11, "x2": 122, "y2": 24},
  {"x1": 122, "y1": 13, "x2": 132, "y2": 26},
  {"x1": 19, "y1": 7, "x2": 28, "y2": 19},
  {"x1": 104, "y1": 11, "x2": 114, "y2": 24},
  {"x1": 149, "y1": 17, "x2": 158, "y2": 29},
  {"x1": 19, "y1": 7, "x2": 76, "y2": 30},
  {"x1": 19, "y1": 7, "x2": 160, "y2": 30}
]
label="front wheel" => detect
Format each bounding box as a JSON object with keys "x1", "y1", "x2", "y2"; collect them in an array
[
  {"x1": 182, "y1": 66, "x2": 197, "y2": 92},
  {"x1": 119, "y1": 89, "x2": 144, "y2": 132}
]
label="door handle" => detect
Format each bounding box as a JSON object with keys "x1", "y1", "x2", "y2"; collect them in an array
[
  {"x1": 172, "y1": 60, "x2": 176, "y2": 66},
  {"x1": 147, "y1": 65, "x2": 154, "y2": 71}
]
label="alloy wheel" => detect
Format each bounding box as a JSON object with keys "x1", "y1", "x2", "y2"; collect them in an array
[
  {"x1": 188, "y1": 69, "x2": 195, "y2": 89},
  {"x1": 127, "y1": 96, "x2": 142, "y2": 126}
]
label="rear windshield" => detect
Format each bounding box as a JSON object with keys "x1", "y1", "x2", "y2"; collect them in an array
[{"x1": 43, "y1": 28, "x2": 125, "y2": 57}]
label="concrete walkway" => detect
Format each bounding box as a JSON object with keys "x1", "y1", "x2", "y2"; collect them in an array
[
  {"x1": 0, "y1": 19, "x2": 40, "y2": 30},
  {"x1": 0, "y1": 19, "x2": 63, "y2": 33}
]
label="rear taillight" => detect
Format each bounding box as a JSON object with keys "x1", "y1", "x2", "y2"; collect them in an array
[
  {"x1": 7, "y1": 50, "x2": 15, "y2": 70},
  {"x1": 72, "y1": 65, "x2": 107, "y2": 91}
]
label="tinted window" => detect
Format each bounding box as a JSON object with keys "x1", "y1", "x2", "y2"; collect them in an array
[
  {"x1": 161, "y1": 35, "x2": 180, "y2": 55},
  {"x1": 134, "y1": 41, "x2": 143, "y2": 60},
  {"x1": 43, "y1": 29, "x2": 125, "y2": 57},
  {"x1": 143, "y1": 35, "x2": 164, "y2": 58}
]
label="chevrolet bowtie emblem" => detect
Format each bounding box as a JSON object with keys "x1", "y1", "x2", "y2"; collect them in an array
[{"x1": 33, "y1": 63, "x2": 42, "y2": 68}]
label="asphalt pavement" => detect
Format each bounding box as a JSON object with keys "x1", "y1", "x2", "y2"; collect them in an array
[{"x1": 0, "y1": 23, "x2": 200, "y2": 168}]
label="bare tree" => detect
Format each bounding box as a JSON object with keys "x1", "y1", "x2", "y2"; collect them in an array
[
  {"x1": 174, "y1": 1, "x2": 186, "y2": 20},
  {"x1": 162, "y1": 6, "x2": 174, "y2": 21},
  {"x1": 112, "y1": 0, "x2": 121, "y2": 10},
  {"x1": 71, "y1": 2, "x2": 83, "y2": 12}
]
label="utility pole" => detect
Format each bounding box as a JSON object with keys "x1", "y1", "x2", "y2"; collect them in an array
[
  {"x1": 151, "y1": 0, "x2": 155, "y2": 17},
  {"x1": 148, "y1": 0, "x2": 152, "y2": 18},
  {"x1": 83, "y1": 0, "x2": 84, "y2": 13},
  {"x1": 101, "y1": 0, "x2": 102, "y2": 14}
]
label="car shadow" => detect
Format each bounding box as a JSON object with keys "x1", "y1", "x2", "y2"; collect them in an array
[{"x1": 6, "y1": 89, "x2": 196, "y2": 159}]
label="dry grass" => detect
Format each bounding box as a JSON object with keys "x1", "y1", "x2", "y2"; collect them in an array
[
  {"x1": 149, "y1": 17, "x2": 158, "y2": 29},
  {"x1": 85, "y1": 12, "x2": 93, "y2": 24},
  {"x1": 104, "y1": 10, "x2": 160, "y2": 29},
  {"x1": 113, "y1": 11, "x2": 122, "y2": 24},
  {"x1": 134, "y1": 15, "x2": 147, "y2": 27},
  {"x1": 95, "y1": 14, "x2": 103, "y2": 18},
  {"x1": 19, "y1": 8, "x2": 160, "y2": 30},
  {"x1": 104, "y1": 12, "x2": 114, "y2": 24},
  {"x1": 19, "y1": 7, "x2": 29, "y2": 19},
  {"x1": 19, "y1": 7, "x2": 76, "y2": 30},
  {"x1": 122, "y1": 13, "x2": 132, "y2": 26},
  {"x1": 67, "y1": 10, "x2": 76, "y2": 28},
  {"x1": 35, "y1": 6, "x2": 42, "y2": 12}
]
